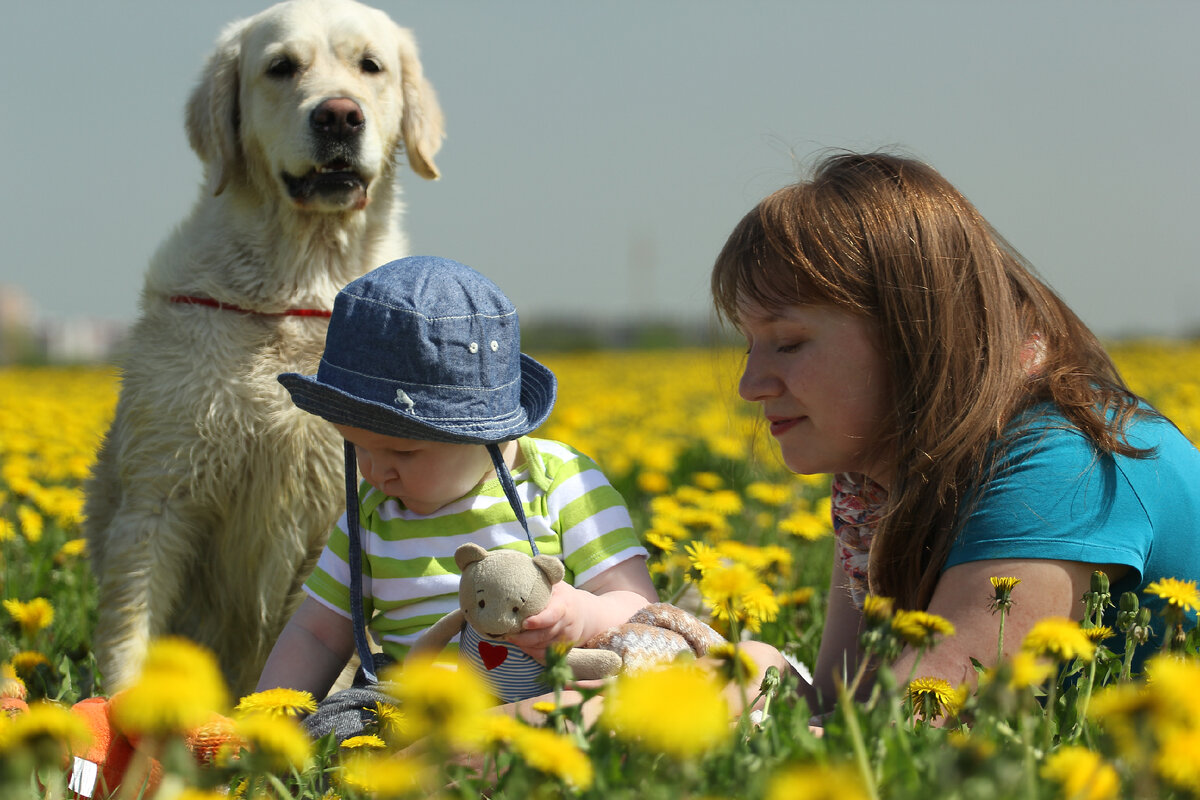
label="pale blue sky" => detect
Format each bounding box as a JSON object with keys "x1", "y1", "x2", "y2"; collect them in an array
[{"x1": 2, "y1": 1, "x2": 1197, "y2": 337}]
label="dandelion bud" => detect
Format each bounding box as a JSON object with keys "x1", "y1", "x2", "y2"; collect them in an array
[
  {"x1": 1119, "y1": 592, "x2": 1139, "y2": 614},
  {"x1": 1090, "y1": 571, "x2": 1111, "y2": 602}
]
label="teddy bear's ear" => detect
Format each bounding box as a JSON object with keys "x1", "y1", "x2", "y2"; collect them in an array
[
  {"x1": 455, "y1": 543, "x2": 490, "y2": 570},
  {"x1": 532, "y1": 554, "x2": 565, "y2": 585}
]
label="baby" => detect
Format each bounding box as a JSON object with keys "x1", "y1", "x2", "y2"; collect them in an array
[{"x1": 257, "y1": 256, "x2": 656, "y2": 712}]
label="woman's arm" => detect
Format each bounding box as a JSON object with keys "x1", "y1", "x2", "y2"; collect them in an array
[
  {"x1": 255, "y1": 595, "x2": 356, "y2": 698},
  {"x1": 891, "y1": 557, "x2": 1129, "y2": 690},
  {"x1": 806, "y1": 554, "x2": 867, "y2": 715}
]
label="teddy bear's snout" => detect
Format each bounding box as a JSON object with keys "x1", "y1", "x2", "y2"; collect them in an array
[{"x1": 475, "y1": 596, "x2": 526, "y2": 636}]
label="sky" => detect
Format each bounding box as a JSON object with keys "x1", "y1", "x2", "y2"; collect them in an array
[{"x1": 2, "y1": 1, "x2": 1198, "y2": 339}]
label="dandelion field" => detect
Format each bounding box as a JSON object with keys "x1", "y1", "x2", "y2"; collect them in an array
[{"x1": 3, "y1": 341, "x2": 1200, "y2": 799}]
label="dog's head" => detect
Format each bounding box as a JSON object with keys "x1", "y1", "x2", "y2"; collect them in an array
[{"x1": 185, "y1": 0, "x2": 444, "y2": 211}]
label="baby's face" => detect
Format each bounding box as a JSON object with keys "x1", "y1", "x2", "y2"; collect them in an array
[{"x1": 334, "y1": 424, "x2": 495, "y2": 515}]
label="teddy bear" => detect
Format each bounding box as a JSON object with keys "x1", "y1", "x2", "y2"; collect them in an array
[{"x1": 406, "y1": 543, "x2": 726, "y2": 702}]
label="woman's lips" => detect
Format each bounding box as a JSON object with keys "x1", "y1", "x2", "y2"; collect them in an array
[{"x1": 769, "y1": 417, "x2": 802, "y2": 436}]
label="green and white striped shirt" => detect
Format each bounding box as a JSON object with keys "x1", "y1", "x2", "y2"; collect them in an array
[{"x1": 303, "y1": 436, "x2": 647, "y2": 661}]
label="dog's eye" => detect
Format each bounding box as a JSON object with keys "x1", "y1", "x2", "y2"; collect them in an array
[
  {"x1": 477, "y1": 599, "x2": 486, "y2": 609},
  {"x1": 266, "y1": 56, "x2": 298, "y2": 78},
  {"x1": 360, "y1": 56, "x2": 383, "y2": 74}
]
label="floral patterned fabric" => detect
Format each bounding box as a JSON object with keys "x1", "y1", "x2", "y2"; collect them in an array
[{"x1": 830, "y1": 472, "x2": 889, "y2": 609}]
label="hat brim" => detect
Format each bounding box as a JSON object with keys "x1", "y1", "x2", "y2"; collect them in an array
[{"x1": 278, "y1": 353, "x2": 557, "y2": 444}]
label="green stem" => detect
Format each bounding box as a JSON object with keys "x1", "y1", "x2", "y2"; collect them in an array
[
  {"x1": 837, "y1": 681, "x2": 880, "y2": 800},
  {"x1": 996, "y1": 607, "x2": 1007, "y2": 665}
]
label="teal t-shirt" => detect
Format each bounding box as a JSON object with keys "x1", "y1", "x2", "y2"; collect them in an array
[{"x1": 944, "y1": 405, "x2": 1200, "y2": 671}]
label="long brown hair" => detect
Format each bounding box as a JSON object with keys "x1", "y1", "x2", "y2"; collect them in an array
[{"x1": 712, "y1": 152, "x2": 1148, "y2": 610}]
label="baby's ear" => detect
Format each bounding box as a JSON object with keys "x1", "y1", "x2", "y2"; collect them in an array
[
  {"x1": 532, "y1": 554, "x2": 565, "y2": 586},
  {"x1": 455, "y1": 543, "x2": 489, "y2": 571}
]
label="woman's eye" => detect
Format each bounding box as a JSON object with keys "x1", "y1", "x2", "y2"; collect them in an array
[{"x1": 777, "y1": 341, "x2": 805, "y2": 353}]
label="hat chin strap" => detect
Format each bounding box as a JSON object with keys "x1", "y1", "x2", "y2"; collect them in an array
[
  {"x1": 344, "y1": 440, "x2": 540, "y2": 684},
  {"x1": 487, "y1": 442, "x2": 540, "y2": 556},
  {"x1": 344, "y1": 442, "x2": 378, "y2": 684}
]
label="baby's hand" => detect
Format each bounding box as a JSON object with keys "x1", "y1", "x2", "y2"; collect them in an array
[{"x1": 506, "y1": 581, "x2": 591, "y2": 663}]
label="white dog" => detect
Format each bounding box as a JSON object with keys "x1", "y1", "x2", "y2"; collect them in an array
[{"x1": 84, "y1": 0, "x2": 444, "y2": 696}]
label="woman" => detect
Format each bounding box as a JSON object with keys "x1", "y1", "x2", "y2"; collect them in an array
[{"x1": 711, "y1": 151, "x2": 1200, "y2": 714}]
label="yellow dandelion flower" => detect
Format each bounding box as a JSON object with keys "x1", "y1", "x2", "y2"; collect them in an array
[
  {"x1": 988, "y1": 576, "x2": 1021, "y2": 613},
  {"x1": 172, "y1": 791, "x2": 228, "y2": 800},
  {"x1": 907, "y1": 676, "x2": 967, "y2": 721},
  {"x1": 111, "y1": 637, "x2": 230, "y2": 736},
  {"x1": 3, "y1": 597, "x2": 54, "y2": 636},
  {"x1": 531, "y1": 701, "x2": 557, "y2": 715},
  {"x1": 741, "y1": 584, "x2": 781, "y2": 632},
  {"x1": 1041, "y1": 745, "x2": 1121, "y2": 800},
  {"x1": 708, "y1": 642, "x2": 759, "y2": 687},
  {"x1": 1021, "y1": 617, "x2": 1095, "y2": 663},
  {"x1": 55, "y1": 537, "x2": 87, "y2": 561},
  {"x1": 1143, "y1": 656, "x2": 1200, "y2": 725},
  {"x1": 479, "y1": 713, "x2": 526, "y2": 746},
  {"x1": 637, "y1": 470, "x2": 671, "y2": 495},
  {"x1": 698, "y1": 562, "x2": 759, "y2": 610},
  {"x1": 691, "y1": 472, "x2": 724, "y2": 490},
  {"x1": 372, "y1": 701, "x2": 407, "y2": 743},
  {"x1": 780, "y1": 586, "x2": 816, "y2": 607},
  {"x1": 1, "y1": 700, "x2": 92, "y2": 763},
  {"x1": 599, "y1": 663, "x2": 729, "y2": 759},
  {"x1": 862, "y1": 595, "x2": 895, "y2": 625},
  {"x1": 0, "y1": 518, "x2": 15, "y2": 542},
  {"x1": 384, "y1": 655, "x2": 495, "y2": 748},
  {"x1": 990, "y1": 576, "x2": 1022, "y2": 592},
  {"x1": 1146, "y1": 577, "x2": 1200, "y2": 613},
  {"x1": 779, "y1": 509, "x2": 831, "y2": 540},
  {"x1": 701, "y1": 489, "x2": 744, "y2": 516},
  {"x1": 509, "y1": 725, "x2": 594, "y2": 789},
  {"x1": 1155, "y1": 726, "x2": 1200, "y2": 793},
  {"x1": 766, "y1": 763, "x2": 871, "y2": 800},
  {"x1": 235, "y1": 687, "x2": 317, "y2": 718},
  {"x1": 891, "y1": 609, "x2": 956, "y2": 648},
  {"x1": 1085, "y1": 681, "x2": 1155, "y2": 759},
  {"x1": 234, "y1": 712, "x2": 312, "y2": 772},
  {"x1": 16, "y1": 506, "x2": 43, "y2": 543},
  {"x1": 9, "y1": 651, "x2": 50, "y2": 677},
  {"x1": 1082, "y1": 626, "x2": 1116, "y2": 644},
  {"x1": 1004, "y1": 651, "x2": 1056, "y2": 691},
  {"x1": 643, "y1": 530, "x2": 678, "y2": 553},
  {"x1": 341, "y1": 734, "x2": 386, "y2": 750},
  {"x1": 338, "y1": 751, "x2": 431, "y2": 796},
  {"x1": 685, "y1": 540, "x2": 723, "y2": 575},
  {"x1": 745, "y1": 481, "x2": 793, "y2": 507}
]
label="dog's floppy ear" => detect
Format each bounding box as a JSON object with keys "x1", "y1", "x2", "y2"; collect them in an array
[
  {"x1": 186, "y1": 19, "x2": 248, "y2": 197},
  {"x1": 395, "y1": 27, "x2": 444, "y2": 180}
]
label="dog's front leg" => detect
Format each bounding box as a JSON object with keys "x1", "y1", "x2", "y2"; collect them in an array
[{"x1": 91, "y1": 499, "x2": 207, "y2": 692}]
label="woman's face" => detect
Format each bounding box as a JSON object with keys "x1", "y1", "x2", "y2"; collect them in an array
[{"x1": 736, "y1": 299, "x2": 894, "y2": 486}]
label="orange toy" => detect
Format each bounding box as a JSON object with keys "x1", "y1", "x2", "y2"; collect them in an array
[{"x1": 4, "y1": 695, "x2": 238, "y2": 799}]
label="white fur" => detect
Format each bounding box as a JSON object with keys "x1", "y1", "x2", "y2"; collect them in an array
[{"x1": 84, "y1": 0, "x2": 444, "y2": 696}]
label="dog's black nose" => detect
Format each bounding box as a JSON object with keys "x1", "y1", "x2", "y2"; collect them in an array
[{"x1": 310, "y1": 97, "x2": 365, "y2": 138}]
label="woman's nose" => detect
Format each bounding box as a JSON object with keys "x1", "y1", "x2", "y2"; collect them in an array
[{"x1": 739, "y1": 350, "x2": 780, "y2": 402}]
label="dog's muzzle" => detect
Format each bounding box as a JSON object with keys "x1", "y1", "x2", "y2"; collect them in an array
[{"x1": 281, "y1": 97, "x2": 370, "y2": 209}]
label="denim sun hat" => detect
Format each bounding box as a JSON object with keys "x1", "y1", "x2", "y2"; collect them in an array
[{"x1": 278, "y1": 255, "x2": 556, "y2": 443}]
